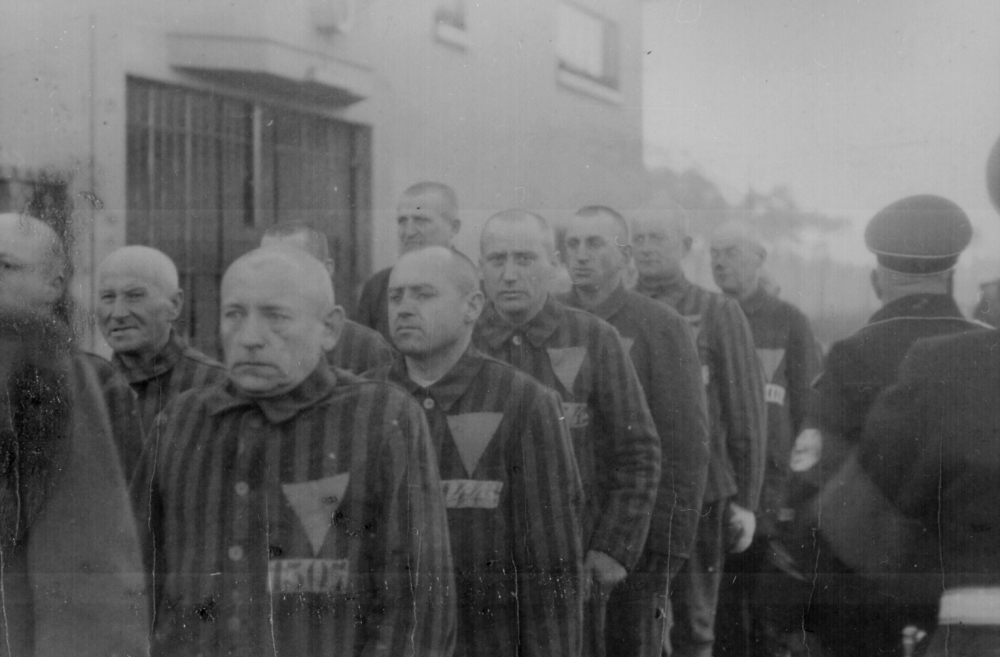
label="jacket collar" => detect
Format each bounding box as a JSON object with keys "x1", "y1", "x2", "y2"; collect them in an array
[
  {"x1": 634, "y1": 272, "x2": 692, "y2": 305},
  {"x1": 561, "y1": 282, "x2": 628, "y2": 322},
  {"x1": 478, "y1": 294, "x2": 564, "y2": 349},
  {"x1": 868, "y1": 293, "x2": 964, "y2": 325},
  {"x1": 204, "y1": 360, "x2": 337, "y2": 425},
  {"x1": 112, "y1": 329, "x2": 187, "y2": 384},
  {"x1": 389, "y1": 346, "x2": 487, "y2": 412}
]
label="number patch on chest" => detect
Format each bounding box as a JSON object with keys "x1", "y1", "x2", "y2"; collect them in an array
[
  {"x1": 441, "y1": 479, "x2": 504, "y2": 509},
  {"x1": 268, "y1": 558, "x2": 349, "y2": 594}
]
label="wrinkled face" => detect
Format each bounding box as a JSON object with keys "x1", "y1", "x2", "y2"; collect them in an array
[
  {"x1": 564, "y1": 213, "x2": 628, "y2": 294},
  {"x1": 0, "y1": 217, "x2": 63, "y2": 315},
  {"x1": 631, "y1": 216, "x2": 688, "y2": 279},
  {"x1": 220, "y1": 260, "x2": 333, "y2": 396},
  {"x1": 710, "y1": 237, "x2": 763, "y2": 296},
  {"x1": 97, "y1": 272, "x2": 179, "y2": 357},
  {"x1": 480, "y1": 219, "x2": 554, "y2": 321},
  {"x1": 397, "y1": 192, "x2": 456, "y2": 255},
  {"x1": 388, "y1": 255, "x2": 478, "y2": 358}
]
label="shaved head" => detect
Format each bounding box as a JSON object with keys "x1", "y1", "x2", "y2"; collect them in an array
[
  {"x1": 0, "y1": 213, "x2": 67, "y2": 316},
  {"x1": 98, "y1": 245, "x2": 179, "y2": 294},
  {"x1": 631, "y1": 201, "x2": 690, "y2": 241},
  {"x1": 481, "y1": 209, "x2": 557, "y2": 261},
  {"x1": 225, "y1": 246, "x2": 335, "y2": 316},
  {"x1": 711, "y1": 220, "x2": 767, "y2": 258},
  {"x1": 221, "y1": 246, "x2": 341, "y2": 396},
  {"x1": 394, "y1": 246, "x2": 480, "y2": 297}
]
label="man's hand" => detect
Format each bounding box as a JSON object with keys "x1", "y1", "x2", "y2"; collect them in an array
[
  {"x1": 727, "y1": 502, "x2": 756, "y2": 553},
  {"x1": 582, "y1": 550, "x2": 627, "y2": 600}
]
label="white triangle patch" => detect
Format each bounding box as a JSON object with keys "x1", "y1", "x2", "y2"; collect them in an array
[
  {"x1": 282, "y1": 473, "x2": 350, "y2": 557},
  {"x1": 446, "y1": 412, "x2": 504, "y2": 476},
  {"x1": 546, "y1": 347, "x2": 587, "y2": 392},
  {"x1": 683, "y1": 315, "x2": 702, "y2": 342},
  {"x1": 620, "y1": 337, "x2": 635, "y2": 354},
  {"x1": 757, "y1": 348, "x2": 785, "y2": 383}
]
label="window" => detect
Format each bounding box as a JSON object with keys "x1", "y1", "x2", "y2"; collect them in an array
[
  {"x1": 126, "y1": 78, "x2": 371, "y2": 355},
  {"x1": 555, "y1": 3, "x2": 620, "y2": 94}
]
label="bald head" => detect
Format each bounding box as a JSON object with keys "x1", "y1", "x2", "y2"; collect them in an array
[
  {"x1": 481, "y1": 209, "x2": 557, "y2": 261},
  {"x1": 221, "y1": 246, "x2": 341, "y2": 396},
  {"x1": 394, "y1": 246, "x2": 480, "y2": 297},
  {"x1": 711, "y1": 220, "x2": 767, "y2": 259},
  {"x1": 0, "y1": 213, "x2": 67, "y2": 315},
  {"x1": 225, "y1": 246, "x2": 335, "y2": 315},
  {"x1": 631, "y1": 202, "x2": 690, "y2": 241},
  {"x1": 98, "y1": 246, "x2": 179, "y2": 295}
]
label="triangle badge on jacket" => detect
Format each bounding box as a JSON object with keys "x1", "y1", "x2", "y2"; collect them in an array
[
  {"x1": 620, "y1": 337, "x2": 635, "y2": 354},
  {"x1": 446, "y1": 412, "x2": 504, "y2": 476},
  {"x1": 757, "y1": 348, "x2": 785, "y2": 383},
  {"x1": 546, "y1": 347, "x2": 587, "y2": 392},
  {"x1": 282, "y1": 473, "x2": 350, "y2": 556}
]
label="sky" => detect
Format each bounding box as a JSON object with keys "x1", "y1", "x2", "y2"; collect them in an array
[{"x1": 642, "y1": 1, "x2": 1000, "y2": 268}]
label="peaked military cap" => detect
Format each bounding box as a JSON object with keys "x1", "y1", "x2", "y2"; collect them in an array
[{"x1": 865, "y1": 195, "x2": 972, "y2": 274}]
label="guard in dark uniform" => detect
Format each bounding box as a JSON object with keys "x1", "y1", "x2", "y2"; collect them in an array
[{"x1": 794, "y1": 194, "x2": 984, "y2": 656}]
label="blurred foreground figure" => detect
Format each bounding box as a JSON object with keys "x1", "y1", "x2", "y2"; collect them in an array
[
  {"x1": 710, "y1": 221, "x2": 820, "y2": 657},
  {"x1": 132, "y1": 246, "x2": 456, "y2": 656},
  {"x1": 631, "y1": 203, "x2": 766, "y2": 657},
  {"x1": 823, "y1": 328, "x2": 1000, "y2": 656},
  {"x1": 0, "y1": 213, "x2": 148, "y2": 656},
  {"x1": 357, "y1": 182, "x2": 461, "y2": 342},
  {"x1": 799, "y1": 195, "x2": 981, "y2": 656},
  {"x1": 261, "y1": 222, "x2": 394, "y2": 374},
  {"x1": 561, "y1": 206, "x2": 708, "y2": 657},
  {"x1": 474, "y1": 209, "x2": 661, "y2": 657},
  {"x1": 97, "y1": 245, "x2": 225, "y2": 437},
  {"x1": 369, "y1": 246, "x2": 584, "y2": 656}
]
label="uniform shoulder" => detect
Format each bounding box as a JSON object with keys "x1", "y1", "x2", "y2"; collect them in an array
[
  {"x1": 181, "y1": 344, "x2": 225, "y2": 370},
  {"x1": 907, "y1": 328, "x2": 999, "y2": 373},
  {"x1": 329, "y1": 370, "x2": 423, "y2": 414},
  {"x1": 479, "y1": 353, "x2": 558, "y2": 394},
  {"x1": 75, "y1": 350, "x2": 129, "y2": 388},
  {"x1": 562, "y1": 302, "x2": 621, "y2": 338},
  {"x1": 622, "y1": 288, "x2": 687, "y2": 321}
]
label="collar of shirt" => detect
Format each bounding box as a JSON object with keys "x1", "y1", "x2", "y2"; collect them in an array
[
  {"x1": 112, "y1": 329, "x2": 187, "y2": 385},
  {"x1": 388, "y1": 346, "x2": 487, "y2": 412},
  {"x1": 868, "y1": 293, "x2": 964, "y2": 325},
  {"x1": 634, "y1": 272, "x2": 692, "y2": 306},
  {"x1": 561, "y1": 282, "x2": 628, "y2": 322},
  {"x1": 478, "y1": 294, "x2": 564, "y2": 349},
  {"x1": 203, "y1": 360, "x2": 337, "y2": 424},
  {"x1": 737, "y1": 285, "x2": 772, "y2": 318}
]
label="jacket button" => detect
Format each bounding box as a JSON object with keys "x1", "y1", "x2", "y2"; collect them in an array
[
  {"x1": 423, "y1": 398, "x2": 435, "y2": 410},
  {"x1": 228, "y1": 546, "x2": 244, "y2": 561},
  {"x1": 512, "y1": 335, "x2": 523, "y2": 346},
  {"x1": 234, "y1": 482, "x2": 249, "y2": 496}
]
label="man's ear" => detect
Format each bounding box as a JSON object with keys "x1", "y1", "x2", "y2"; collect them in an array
[
  {"x1": 320, "y1": 305, "x2": 346, "y2": 352},
  {"x1": 464, "y1": 290, "x2": 485, "y2": 325},
  {"x1": 167, "y1": 288, "x2": 184, "y2": 322},
  {"x1": 870, "y1": 269, "x2": 882, "y2": 300},
  {"x1": 619, "y1": 243, "x2": 633, "y2": 265}
]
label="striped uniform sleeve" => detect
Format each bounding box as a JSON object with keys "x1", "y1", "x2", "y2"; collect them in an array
[
  {"x1": 367, "y1": 389, "x2": 456, "y2": 657},
  {"x1": 712, "y1": 297, "x2": 767, "y2": 511},
  {"x1": 514, "y1": 383, "x2": 585, "y2": 656},
  {"x1": 645, "y1": 312, "x2": 710, "y2": 559},
  {"x1": 588, "y1": 321, "x2": 662, "y2": 570},
  {"x1": 90, "y1": 355, "x2": 146, "y2": 480}
]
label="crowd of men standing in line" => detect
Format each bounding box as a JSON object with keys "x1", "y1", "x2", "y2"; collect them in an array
[{"x1": 0, "y1": 171, "x2": 995, "y2": 656}]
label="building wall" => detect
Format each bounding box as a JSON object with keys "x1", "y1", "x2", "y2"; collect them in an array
[{"x1": 0, "y1": 0, "x2": 647, "y2": 349}]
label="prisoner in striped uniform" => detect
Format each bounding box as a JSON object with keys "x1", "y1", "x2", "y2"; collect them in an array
[
  {"x1": 368, "y1": 245, "x2": 584, "y2": 656},
  {"x1": 356, "y1": 182, "x2": 462, "y2": 343},
  {"x1": 710, "y1": 221, "x2": 820, "y2": 657},
  {"x1": 262, "y1": 222, "x2": 395, "y2": 374},
  {"x1": 561, "y1": 206, "x2": 709, "y2": 657},
  {"x1": 473, "y1": 210, "x2": 661, "y2": 656},
  {"x1": 96, "y1": 246, "x2": 225, "y2": 452},
  {"x1": 132, "y1": 246, "x2": 456, "y2": 656},
  {"x1": 632, "y1": 203, "x2": 766, "y2": 657}
]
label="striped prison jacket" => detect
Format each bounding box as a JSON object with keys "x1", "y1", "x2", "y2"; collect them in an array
[
  {"x1": 367, "y1": 346, "x2": 584, "y2": 657},
  {"x1": 131, "y1": 362, "x2": 456, "y2": 657}
]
